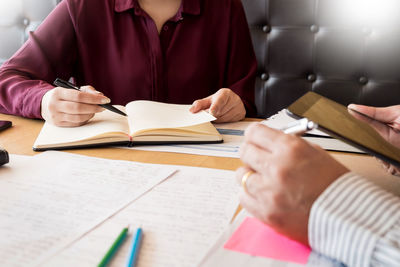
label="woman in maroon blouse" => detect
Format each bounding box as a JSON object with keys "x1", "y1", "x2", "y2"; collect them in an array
[{"x1": 0, "y1": 0, "x2": 257, "y2": 127}]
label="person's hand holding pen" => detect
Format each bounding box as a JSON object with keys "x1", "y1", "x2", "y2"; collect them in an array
[
  {"x1": 41, "y1": 83, "x2": 110, "y2": 127},
  {"x1": 236, "y1": 121, "x2": 349, "y2": 245}
]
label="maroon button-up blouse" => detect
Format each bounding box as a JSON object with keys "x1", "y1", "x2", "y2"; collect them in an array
[{"x1": 0, "y1": 0, "x2": 257, "y2": 119}]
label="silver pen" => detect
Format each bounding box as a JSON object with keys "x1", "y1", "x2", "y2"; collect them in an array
[{"x1": 280, "y1": 118, "x2": 318, "y2": 135}]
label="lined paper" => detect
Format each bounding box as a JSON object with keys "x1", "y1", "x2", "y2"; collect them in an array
[
  {"x1": 43, "y1": 165, "x2": 240, "y2": 267},
  {"x1": 0, "y1": 152, "x2": 176, "y2": 267},
  {"x1": 128, "y1": 120, "x2": 254, "y2": 158}
]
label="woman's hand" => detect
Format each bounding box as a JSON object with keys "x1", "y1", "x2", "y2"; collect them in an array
[
  {"x1": 190, "y1": 88, "x2": 246, "y2": 123},
  {"x1": 41, "y1": 86, "x2": 110, "y2": 127},
  {"x1": 348, "y1": 104, "x2": 400, "y2": 175},
  {"x1": 236, "y1": 123, "x2": 349, "y2": 245}
]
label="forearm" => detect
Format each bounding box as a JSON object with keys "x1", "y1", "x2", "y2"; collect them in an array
[
  {"x1": 309, "y1": 172, "x2": 400, "y2": 267},
  {"x1": 0, "y1": 68, "x2": 53, "y2": 118}
]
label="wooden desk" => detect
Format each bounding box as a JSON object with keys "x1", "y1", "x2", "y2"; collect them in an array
[
  {"x1": 2, "y1": 113, "x2": 400, "y2": 267},
  {"x1": 1, "y1": 113, "x2": 399, "y2": 194},
  {"x1": 0, "y1": 113, "x2": 244, "y2": 171}
]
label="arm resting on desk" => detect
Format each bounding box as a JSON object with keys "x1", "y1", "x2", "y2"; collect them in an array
[{"x1": 309, "y1": 172, "x2": 400, "y2": 267}]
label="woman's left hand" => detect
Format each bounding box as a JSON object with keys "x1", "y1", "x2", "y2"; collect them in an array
[{"x1": 190, "y1": 88, "x2": 246, "y2": 123}]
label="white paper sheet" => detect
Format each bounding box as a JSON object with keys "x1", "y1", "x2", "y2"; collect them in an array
[
  {"x1": 0, "y1": 152, "x2": 176, "y2": 267},
  {"x1": 43, "y1": 165, "x2": 240, "y2": 267},
  {"x1": 262, "y1": 110, "x2": 364, "y2": 153},
  {"x1": 126, "y1": 120, "x2": 255, "y2": 158}
]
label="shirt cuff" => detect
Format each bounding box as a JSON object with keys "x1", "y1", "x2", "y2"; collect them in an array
[
  {"x1": 22, "y1": 82, "x2": 53, "y2": 118},
  {"x1": 309, "y1": 172, "x2": 400, "y2": 267}
]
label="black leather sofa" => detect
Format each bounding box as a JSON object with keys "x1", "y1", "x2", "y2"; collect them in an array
[
  {"x1": 242, "y1": 0, "x2": 400, "y2": 117},
  {"x1": 2, "y1": 0, "x2": 400, "y2": 119}
]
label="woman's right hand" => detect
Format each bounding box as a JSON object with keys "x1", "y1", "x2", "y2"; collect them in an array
[{"x1": 41, "y1": 86, "x2": 111, "y2": 127}]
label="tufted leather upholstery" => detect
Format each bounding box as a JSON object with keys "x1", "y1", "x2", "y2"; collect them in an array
[
  {"x1": 2, "y1": 0, "x2": 400, "y2": 118},
  {"x1": 0, "y1": 0, "x2": 60, "y2": 66},
  {"x1": 242, "y1": 0, "x2": 400, "y2": 117}
]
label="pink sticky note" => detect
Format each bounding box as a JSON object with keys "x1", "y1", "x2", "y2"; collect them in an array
[{"x1": 224, "y1": 217, "x2": 311, "y2": 264}]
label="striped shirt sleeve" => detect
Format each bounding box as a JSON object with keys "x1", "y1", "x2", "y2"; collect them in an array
[{"x1": 309, "y1": 172, "x2": 400, "y2": 267}]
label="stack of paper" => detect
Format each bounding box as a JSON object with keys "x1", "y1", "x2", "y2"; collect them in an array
[
  {"x1": 262, "y1": 110, "x2": 364, "y2": 154},
  {"x1": 128, "y1": 120, "x2": 255, "y2": 158},
  {"x1": 43, "y1": 163, "x2": 240, "y2": 266},
  {"x1": 0, "y1": 151, "x2": 240, "y2": 267},
  {"x1": 0, "y1": 152, "x2": 176, "y2": 266}
]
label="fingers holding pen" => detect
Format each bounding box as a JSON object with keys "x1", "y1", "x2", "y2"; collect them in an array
[
  {"x1": 56, "y1": 86, "x2": 110, "y2": 104},
  {"x1": 41, "y1": 86, "x2": 111, "y2": 127}
]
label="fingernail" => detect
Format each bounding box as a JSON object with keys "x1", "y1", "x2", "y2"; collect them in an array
[{"x1": 101, "y1": 97, "x2": 111, "y2": 104}]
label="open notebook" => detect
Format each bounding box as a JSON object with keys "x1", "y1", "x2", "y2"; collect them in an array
[{"x1": 33, "y1": 101, "x2": 223, "y2": 151}]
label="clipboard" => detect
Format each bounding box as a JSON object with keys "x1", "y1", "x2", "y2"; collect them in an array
[{"x1": 286, "y1": 92, "x2": 400, "y2": 168}]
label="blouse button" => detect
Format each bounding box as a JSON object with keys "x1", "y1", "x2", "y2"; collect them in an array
[{"x1": 163, "y1": 25, "x2": 169, "y2": 31}]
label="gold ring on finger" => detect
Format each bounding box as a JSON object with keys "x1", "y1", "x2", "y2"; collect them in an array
[{"x1": 241, "y1": 170, "x2": 254, "y2": 194}]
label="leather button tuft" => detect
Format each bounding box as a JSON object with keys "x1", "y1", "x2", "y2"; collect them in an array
[
  {"x1": 262, "y1": 25, "x2": 271, "y2": 33},
  {"x1": 307, "y1": 74, "x2": 317, "y2": 82},
  {"x1": 22, "y1": 18, "x2": 30, "y2": 27},
  {"x1": 261, "y1": 73, "x2": 269, "y2": 81},
  {"x1": 359, "y1": 77, "x2": 368, "y2": 85},
  {"x1": 310, "y1": 25, "x2": 319, "y2": 33}
]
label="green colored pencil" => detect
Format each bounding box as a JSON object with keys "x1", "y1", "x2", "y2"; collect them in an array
[{"x1": 98, "y1": 226, "x2": 129, "y2": 267}]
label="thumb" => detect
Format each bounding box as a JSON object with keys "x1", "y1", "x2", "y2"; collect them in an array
[
  {"x1": 190, "y1": 96, "x2": 212, "y2": 113},
  {"x1": 348, "y1": 104, "x2": 399, "y2": 124}
]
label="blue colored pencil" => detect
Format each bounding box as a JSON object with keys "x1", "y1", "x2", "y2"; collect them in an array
[{"x1": 126, "y1": 228, "x2": 143, "y2": 267}]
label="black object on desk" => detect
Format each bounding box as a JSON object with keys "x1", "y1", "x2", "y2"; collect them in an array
[
  {"x1": 0, "y1": 120, "x2": 12, "y2": 131},
  {"x1": 0, "y1": 147, "x2": 9, "y2": 166},
  {"x1": 53, "y1": 78, "x2": 127, "y2": 117}
]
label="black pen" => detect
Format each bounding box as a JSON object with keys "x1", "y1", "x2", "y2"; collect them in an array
[{"x1": 53, "y1": 78, "x2": 127, "y2": 117}]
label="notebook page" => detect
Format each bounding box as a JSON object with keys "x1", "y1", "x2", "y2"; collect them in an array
[
  {"x1": 34, "y1": 106, "x2": 129, "y2": 147},
  {"x1": 43, "y1": 165, "x2": 240, "y2": 267},
  {"x1": 0, "y1": 152, "x2": 176, "y2": 267},
  {"x1": 126, "y1": 101, "x2": 216, "y2": 134}
]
